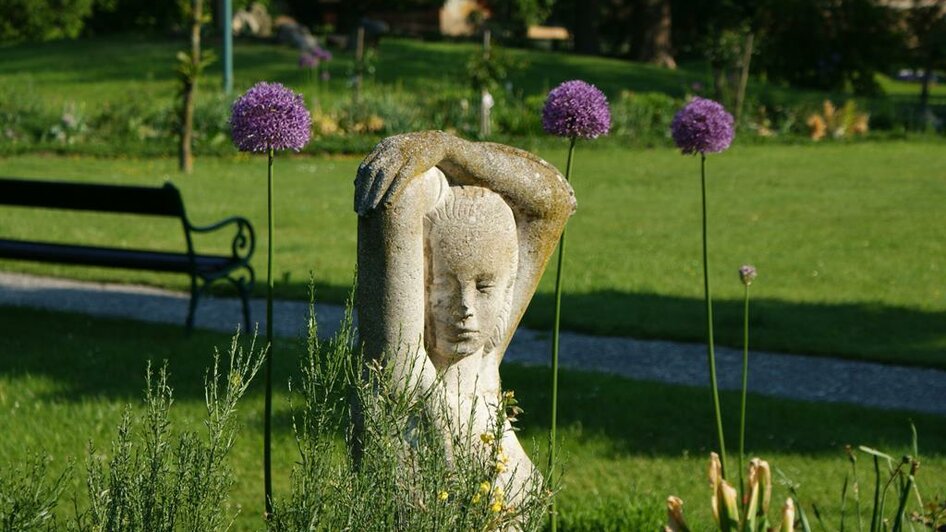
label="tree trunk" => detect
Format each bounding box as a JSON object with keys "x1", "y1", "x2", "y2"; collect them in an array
[
  {"x1": 734, "y1": 32, "x2": 755, "y2": 124},
  {"x1": 179, "y1": 0, "x2": 202, "y2": 174},
  {"x1": 574, "y1": 0, "x2": 600, "y2": 55},
  {"x1": 353, "y1": 26, "x2": 365, "y2": 104},
  {"x1": 633, "y1": 0, "x2": 675, "y2": 68},
  {"x1": 920, "y1": 54, "x2": 933, "y2": 122},
  {"x1": 712, "y1": 59, "x2": 727, "y2": 103}
]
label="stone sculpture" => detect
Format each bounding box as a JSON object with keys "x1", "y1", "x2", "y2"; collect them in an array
[{"x1": 354, "y1": 130, "x2": 575, "y2": 504}]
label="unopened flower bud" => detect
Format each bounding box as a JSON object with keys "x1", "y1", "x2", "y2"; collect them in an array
[
  {"x1": 719, "y1": 480, "x2": 740, "y2": 526},
  {"x1": 780, "y1": 498, "x2": 795, "y2": 532},
  {"x1": 664, "y1": 496, "x2": 690, "y2": 532},
  {"x1": 748, "y1": 458, "x2": 772, "y2": 514},
  {"x1": 739, "y1": 264, "x2": 757, "y2": 286},
  {"x1": 708, "y1": 452, "x2": 722, "y2": 490}
]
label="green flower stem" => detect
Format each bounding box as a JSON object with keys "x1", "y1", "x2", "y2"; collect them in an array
[
  {"x1": 701, "y1": 153, "x2": 727, "y2": 479},
  {"x1": 264, "y1": 147, "x2": 274, "y2": 517},
  {"x1": 739, "y1": 282, "x2": 750, "y2": 506},
  {"x1": 549, "y1": 135, "x2": 576, "y2": 532}
]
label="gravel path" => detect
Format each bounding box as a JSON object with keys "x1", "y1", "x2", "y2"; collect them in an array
[{"x1": 2, "y1": 271, "x2": 944, "y2": 416}]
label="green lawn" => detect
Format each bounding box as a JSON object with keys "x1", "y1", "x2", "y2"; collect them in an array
[
  {"x1": 1, "y1": 141, "x2": 945, "y2": 368},
  {"x1": 1, "y1": 306, "x2": 943, "y2": 530}
]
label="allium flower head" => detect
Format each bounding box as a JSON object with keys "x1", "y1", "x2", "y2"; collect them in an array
[
  {"x1": 670, "y1": 97, "x2": 734, "y2": 155},
  {"x1": 230, "y1": 81, "x2": 312, "y2": 153},
  {"x1": 542, "y1": 80, "x2": 611, "y2": 139},
  {"x1": 313, "y1": 47, "x2": 332, "y2": 61},
  {"x1": 739, "y1": 264, "x2": 757, "y2": 286},
  {"x1": 298, "y1": 51, "x2": 319, "y2": 69}
]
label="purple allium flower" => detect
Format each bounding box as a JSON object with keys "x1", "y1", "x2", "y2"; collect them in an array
[
  {"x1": 739, "y1": 264, "x2": 757, "y2": 286},
  {"x1": 230, "y1": 82, "x2": 312, "y2": 153},
  {"x1": 542, "y1": 80, "x2": 611, "y2": 139},
  {"x1": 299, "y1": 52, "x2": 319, "y2": 69},
  {"x1": 670, "y1": 97, "x2": 734, "y2": 155},
  {"x1": 313, "y1": 47, "x2": 332, "y2": 61}
]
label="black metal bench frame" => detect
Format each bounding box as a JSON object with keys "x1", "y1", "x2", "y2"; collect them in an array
[{"x1": 0, "y1": 178, "x2": 255, "y2": 331}]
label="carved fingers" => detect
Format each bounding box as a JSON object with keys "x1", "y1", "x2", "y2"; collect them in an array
[{"x1": 354, "y1": 132, "x2": 448, "y2": 216}]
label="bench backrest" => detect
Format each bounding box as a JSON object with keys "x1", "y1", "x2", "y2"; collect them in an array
[{"x1": 0, "y1": 178, "x2": 186, "y2": 218}]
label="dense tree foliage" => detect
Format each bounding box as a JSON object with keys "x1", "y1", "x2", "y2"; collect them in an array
[
  {"x1": 756, "y1": 0, "x2": 902, "y2": 95},
  {"x1": 0, "y1": 0, "x2": 101, "y2": 41}
]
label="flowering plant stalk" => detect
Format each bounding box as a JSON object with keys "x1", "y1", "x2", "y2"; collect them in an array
[
  {"x1": 541, "y1": 79, "x2": 610, "y2": 532},
  {"x1": 670, "y1": 97, "x2": 734, "y2": 478},
  {"x1": 737, "y1": 264, "x2": 756, "y2": 496},
  {"x1": 230, "y1": 81, "x2": 311, "y2": 516}
]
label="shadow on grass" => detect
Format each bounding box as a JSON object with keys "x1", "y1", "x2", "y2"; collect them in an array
[
  {"x1": 267, "y1": 280, "x2": 946, "y2": 369},
  {"x1": 520, "y1": 289, "x2": 946, "y2": 369},
  {"x1": 0, "y1": 306, "x2": 304, "y2": 402},
  {"x1": 503, "y1": 364, "x2": 946, "y2": 459},
  {"x1": 2, "y1": 305, "x2": 944, "y2": 460}
]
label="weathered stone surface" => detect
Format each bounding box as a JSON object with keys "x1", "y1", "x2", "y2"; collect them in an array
[{"x1": 354, "y1": 131, "x2": 575, "y2": 504}]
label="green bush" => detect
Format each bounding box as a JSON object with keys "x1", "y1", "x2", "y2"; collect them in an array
[
  {"x1": 0, "y1": 0, "x2": 102, "y2": 42},
  {"x1": 610, "y1": 91, "x2": 679, "y2": 145},
  {"x1": 270, "y1": 298, "x2": 555, "y2": 531},
  {"x1": 78, "y1": 337, "x2": 264, "y2": 531},
  {"x1": 0, "y1": 452, "x2": 70, "y2": 530}
]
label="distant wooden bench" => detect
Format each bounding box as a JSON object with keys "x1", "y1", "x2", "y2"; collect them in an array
[
  {"x1": 527, "y1": 25, "x2": 570, "y2": 41},
  {"x1": 0, "y1": 178, "x2": 256, "y2": 331}
]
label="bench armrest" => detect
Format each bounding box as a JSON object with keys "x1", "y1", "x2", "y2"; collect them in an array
[{"x1": 188, "y1": 216, "x2": 256, "y2": 263}]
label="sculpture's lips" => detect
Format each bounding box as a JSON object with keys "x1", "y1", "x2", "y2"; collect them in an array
[{"x1": 451, "y1": 328, "x2": 479, "y2": 341}]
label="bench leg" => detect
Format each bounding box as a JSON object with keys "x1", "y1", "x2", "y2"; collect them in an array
[
  {"x1": 238, "y1": 281, "x2": 252, "y2": 334},
  {"x1": 186, "y1": 277, "x2": 199, "y2": 334}
]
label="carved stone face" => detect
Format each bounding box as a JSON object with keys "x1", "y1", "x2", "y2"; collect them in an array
[{"x1": 425, "y1": 187, "x2": 518, "y2": 361}]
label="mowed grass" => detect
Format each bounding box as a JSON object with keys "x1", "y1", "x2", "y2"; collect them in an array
[
  {"x1": 2, "y1": 306, "x2": 944, "y2": 530},
  {"x1": 1, "y1": 141, "x2": 945, "y2": 367}
]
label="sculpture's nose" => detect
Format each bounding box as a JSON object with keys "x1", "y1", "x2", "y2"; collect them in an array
[{"x1": 457, "y1": 285, "x2": 476, "y2": 321}]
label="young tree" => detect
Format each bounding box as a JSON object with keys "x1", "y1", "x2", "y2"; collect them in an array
[{"x1": 178, "y1": 0, "x2": 215, "y2": 173}]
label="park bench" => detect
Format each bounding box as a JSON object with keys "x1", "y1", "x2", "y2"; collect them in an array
[{"x1": 0, "y1": 178, "x2": 255, "y2": 331}]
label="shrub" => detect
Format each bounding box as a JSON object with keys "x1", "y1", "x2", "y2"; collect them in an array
[
  {"x1": 269, "y1": 296, "x2": 555, "y2": 531},
  {"x1": 77, "y1": 336, "x2": 264, "y2": 530},
  {"x1": 0, "y1": 0, "x2": 101, "y2": 42},
  {"x1": 611, "y1": 91, "x2": 678, "y2": 145},
  {"x1": 0, "y1": 452, "x2": 70, "y2": 530}
]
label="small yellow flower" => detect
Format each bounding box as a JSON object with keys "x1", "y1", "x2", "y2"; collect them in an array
[
  {"x1": 471, "y1": 493, "x2": 482, "y2": 504},
  {"x1": 491, "y1": 500, "x2": 503, "y2": 513},
  {"x1": 493, "y1": 486, "x2": 505, "y2": 499},
  {"x1": 496, "y1": 449, "x2": 509, "y2": 464},
  {"x1": 495, "y1": 461, "x2": 507, "y2": 473},
  {"x1": 438, "y1": 490, "x2": 449, "y2": 501},
  {"x1": 479, "y1": 481, "x2": 491, "y2": 494},
  {"x1": 480, "y1": 432, "x2": 495, "y2": 444},
  {"x1": 503, "y1": 390, "x2": 515, "y2": 401}
]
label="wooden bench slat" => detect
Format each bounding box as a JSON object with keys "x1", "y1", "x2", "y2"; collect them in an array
[
  {"x1": 0, "y1": 178, "x2": 185, "y2": 217},
  {"x1": 0, "y1": 239, "x2": 238, "y2": 274}
]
